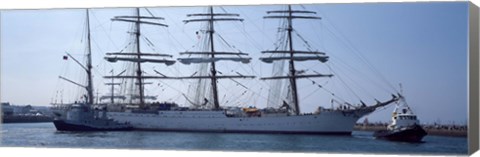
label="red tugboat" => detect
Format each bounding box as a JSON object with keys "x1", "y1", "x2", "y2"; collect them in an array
[{"x1": 374, "y1": 95, "x2": 427, "y2": 142}]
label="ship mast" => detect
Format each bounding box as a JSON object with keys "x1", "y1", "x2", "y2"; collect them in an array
[
  {"x1": 178, "y1": 6, "x2": 254, "y2": 110},
  {"x1": 261, "y1": 5, "x2": 332, "y2": 115},
  {"x1": 104, "y1": 8, "x2": 174, "y2": 108},
  {"x1": 58, "y1": 9, "x2": 96, "y2": 105},
  {"x1": 102, "y1": 70, "x2": 125, "y2": 104},
  {"x1": 286, "y1": 5, "x2": 299, "y2": 116},
  {"x1": 85, "y1": 9, "x2": 94, "y2": 105},
  {"x1": 207, "y1": 7, "x2": 220, "y2": 109},
  {"x1": 134, "y1": 8, "x2": 145, "y2": 106}
]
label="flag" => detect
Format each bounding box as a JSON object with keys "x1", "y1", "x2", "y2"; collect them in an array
[
  {"x1": 196, "y1": 31, "x2": 201, "y2": 39},
  {"x1": 63, "y1": 55, "x2": 68, "y2": 60}
]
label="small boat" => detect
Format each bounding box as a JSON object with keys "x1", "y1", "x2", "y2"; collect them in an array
[
  {"x1": 374, "y1": 94, "x2": 427, "y2": 142},
  {"x1": 53, "y1": 104, "x2": 132, "y2": 131}
]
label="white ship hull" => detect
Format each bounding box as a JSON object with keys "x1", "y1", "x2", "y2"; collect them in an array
[{"x1": 107, "y1": 109, "x2": 372, "y2": 134}]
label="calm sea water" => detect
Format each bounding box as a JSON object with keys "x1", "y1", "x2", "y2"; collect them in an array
[{"x1": 0, "y1": 123, "x2": 467, "y2": 155}]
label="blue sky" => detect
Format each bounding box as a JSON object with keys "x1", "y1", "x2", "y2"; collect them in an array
[{"x1": 0, "y1": 2, "x2": 469, "y2": 124}]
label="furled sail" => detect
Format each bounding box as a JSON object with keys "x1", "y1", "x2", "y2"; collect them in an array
[
  {"x1": 132, "y1": 95, "x2": 157, "y2": 100},
  {"x1": 260, "y1": 56, "x2": 329, "y2": 63},
  {"x1": 106, "y1": 52, "x2": 173, "y2": 57},
  {"x1": 180, "y1": 51, "x2": 249, "y2": 56},
  {"x1": 178, "y1": 57, "x2": 251, "y2": 65},
  {"x1": 261, "y1": 74, "x2": 333, "y2": 80},
  {"x1": 100, "y1": 95, "x2": 127, "y2": 101},
  {"x1": 261, "y1": 50, "x2": 325, "y2": 55},
  {"x1": 105, "y1": 57, "x2": 176, "y2": 65}
]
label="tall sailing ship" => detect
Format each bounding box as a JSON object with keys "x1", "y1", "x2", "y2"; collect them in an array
[{"x1": 100, "y1": 5, "x2": 400, "y2": 134}]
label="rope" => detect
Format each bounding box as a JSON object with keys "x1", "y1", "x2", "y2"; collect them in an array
[
  {"x1": 293, "y1": 30, "x2": 314, "y2": 52},
  {"x1": 326, "y1": 64, "x2": 362, "y2": 101},
  {"x1": 314, "y1": 8, "x2": 398, "y2": 93}
]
